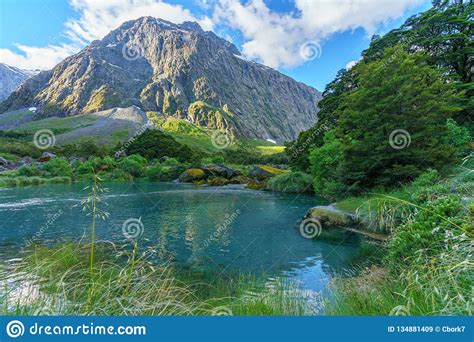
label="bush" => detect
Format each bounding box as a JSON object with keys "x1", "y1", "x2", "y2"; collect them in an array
[
  {"x1": 161, "y1": 158, "x2": 179, "y2": 167},
  {"x1": 43, "y1": 159, "x2": 73, "y2": 177},
  {"x1": 125, "y1": 129, "x2": 198, "y2": 162},
  {"x1": 444, "y1": 118, "x2": 471, "y2": 157},
  {"x1": 75, "y1": 160, "x2": 94, "y2": 175},
  {"x1": 387, "y1": 195, "x2": 465, "y2": 266},
  {"x1": 108, "y1": 169, "x2": 133, "y2": 182},
  {"x1": 18, "y1": 164, "x2": 42, "y2": 177},
  {"x1": 266, "y1": 171, "x2": 313, "y2": 193},
  {"x1": 309, "y1": 130, "x2": 347, "y2": 199},
  {"x1": 201, "y1": 156, "x2": 225, "y2": 165},
  {"x1": 48, "y1": 176, "x2": 72, "y2": 184},
  {"x1": 118, "y1": 155, "x2": 147, "y2": 177},
  {"x1": 146, "y1": 163, "x2": 163, "y2": 181}
]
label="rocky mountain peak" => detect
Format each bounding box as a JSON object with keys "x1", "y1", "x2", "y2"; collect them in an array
[{"x1": 0, "y1": 17, "x2": 321, "y2": 142}]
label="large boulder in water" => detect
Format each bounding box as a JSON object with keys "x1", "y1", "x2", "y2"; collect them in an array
[{"x1": 305, "y1": 205, "x2": 358, "y2": 227}]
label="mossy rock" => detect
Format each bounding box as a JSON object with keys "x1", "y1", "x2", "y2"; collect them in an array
[
  {"x1": 179, "y1": 168, "x2": 206, "y2": 182},
  {"x1": 306, "y1": 205, "x2": 358, "y2": 227},
  {"x1": 249, "y1": 164, "x2": 286, "y2": 180},
  {"x1": 229, "y1": 175, "x2": 253, "y2": 185},
  {"x1": 247, "y1": 179, "x2": 267, "y2": 190},
  {"x1": 207, "y1": 177, "x2": 230, "y2": 186},
  {"x1": 193, "y1": 179, "x2": 208, "y2": 186}
]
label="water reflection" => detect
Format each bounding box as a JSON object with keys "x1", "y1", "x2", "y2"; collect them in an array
[{"x1": 0, "y1": 182, "x2": 359, "y2": 292}]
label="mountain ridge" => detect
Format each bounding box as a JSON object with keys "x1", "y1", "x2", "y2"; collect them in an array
[
  {"x1": 0, "y1": 63, "x2": 38, "y2": 101},
  {"x1": 0, "y1": 17, "x2": 321, "y2": 142}
]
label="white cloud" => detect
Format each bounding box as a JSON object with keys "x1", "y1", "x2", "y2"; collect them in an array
[
  {"x1": 0, "y1": 0, "x2": 213, "y2": 70},
  {"x1": 215, "y1": 0, "x2": 424, "y2": 68},
  {"x1": 65, "y1": 0, "x2": 214, "y2": 44},
  {"x1": 0, "y1": 0, "x2": 424, "y2": 71},
  {"x1": 0, "y1": 44, "x2": 79, "y2": 70}
]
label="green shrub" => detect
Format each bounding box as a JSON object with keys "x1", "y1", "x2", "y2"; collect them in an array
[
  {"x1": 387, "y1": 195, "x2": 465, "y2": 266},
  {"x1": 146, "y1": 163, "x2": 163, "y2": 181},
  {"x1": 75, "y1": 157, "x2": 116, "y2": 175},
  {"x1": 309, "y1": 130, "x2": 346, "y2": 199},
  {"x1": 201, "y1": 156, "x2": 225, "y2": 165},
  {"x1": 18, "y1": 164, "x2": 42, "y2": 177},
  {"x1": 48, "y1": 176, "x2": 72, "y2": 184},
  {"x1": 161, "y1": 158, "x2": 179, "y2": 167},
  {"x1": 125, "y1": 129, "x2": 198, "y2": 162},
  {"x1": 266, "y1": 171, "x2": 313, "y2": 193},
  {"x1": 444, "y1": 118, "x2": 471, "y2": 157},
  {"x1": 43, "y1": 159, "x2": 73, "y2": 177},
  {"x1": 118, "y1": 155, "x2": 147, "y2": 177}
]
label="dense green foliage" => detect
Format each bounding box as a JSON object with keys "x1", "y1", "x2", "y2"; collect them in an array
[
  {"x1": 125, "y1": 129, "x2": 199, "y2": 162},
  {"x1": 364, "y1": 0, "x2": 473, "y2": 124},
  {"x1": 118, "y1": 155, "x2": 147, "y2": 178},
  {"x1": 43, "y1": 158, "x2": 73, "y2": 177},
  {"x1": 328, "y1": 160, "x2": 473, "y2": 315},
  {"x1": 266, "y1": 171, "x2": 313, "y2": 193},
  {"x1": 289, "y1": 1, "x2": 472, "y2": 199}
]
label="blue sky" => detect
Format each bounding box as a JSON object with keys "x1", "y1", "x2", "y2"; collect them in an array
[{"x1": 0, "y1": 0, "x2": 432, "y2": 91}]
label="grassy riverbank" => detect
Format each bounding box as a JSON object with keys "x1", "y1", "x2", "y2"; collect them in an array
[
  {"x1": 1, "y1": 243, "x2": 310, "y2": 316},
  {"x1": 326, "y1": 160, "x2": 473, "y2": 315}
]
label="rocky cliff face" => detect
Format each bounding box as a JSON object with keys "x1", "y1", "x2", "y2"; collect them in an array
[
  {"x1": 0, "y1": 17, "x2": 321, "y2": 141},
  {"x1": 0, "y1": 63, "x2": 37, "y2": 101}
]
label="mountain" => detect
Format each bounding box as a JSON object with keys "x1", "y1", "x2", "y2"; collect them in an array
[
  {"x1": 0, "y1": 17, "x2": 321, "y2": 142},
  {"x1": 0, "y1": 63, "x2": 37, "y2": 101}
]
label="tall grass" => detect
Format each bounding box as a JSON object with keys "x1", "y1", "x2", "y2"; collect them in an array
[
  {"x1": 0, "y1": 243, "x2": 312, "y2": 316},
  {"x1": 326, "y1": 165, "x2": 473, "y2": 316}
]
